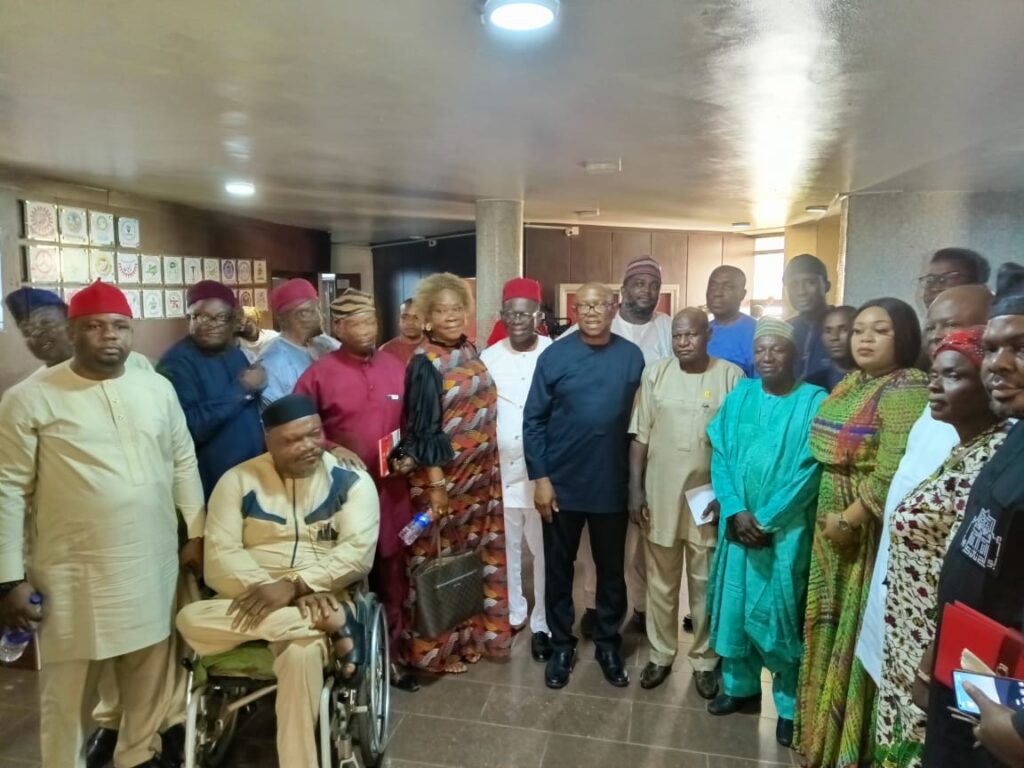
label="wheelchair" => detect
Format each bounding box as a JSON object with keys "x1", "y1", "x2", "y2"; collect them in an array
[{"x1": 182, "y1": 589, "x2": 391, "y2": 767}]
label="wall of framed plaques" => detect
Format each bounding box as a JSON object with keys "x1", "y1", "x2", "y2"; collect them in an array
[{"x1": 20, "y1": 200, "x2": 270, "y2": 319}]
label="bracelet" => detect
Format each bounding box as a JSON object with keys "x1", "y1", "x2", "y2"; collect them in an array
[{"x1": 428, "y1": 478, "x2": 447, "y2": 489}]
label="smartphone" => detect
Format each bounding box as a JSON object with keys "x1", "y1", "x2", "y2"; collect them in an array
[{"x1": 952, "y1": 669, "x2": 1024, "y2": 714}]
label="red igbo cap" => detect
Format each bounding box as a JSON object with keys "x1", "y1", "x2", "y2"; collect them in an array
[
  {"x1": 68, "y1": 280, "x2": 132, "y2": 319},
  {"x1": 270, "y1": 278, "x2": 318, "y2": 314},
  {"x1": 187, "y1": 280, "x2": 237, "y2": 308},
  {"x1": 502, "y1": 277, "x2": 542, "y2": 304}
]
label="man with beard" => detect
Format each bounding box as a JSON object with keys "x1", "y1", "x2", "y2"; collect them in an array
[
  {"x1": 480, "y1": 278, "x2": 553, "y2": 662},
  {"x1": 922, "y1": 263, "x2": 1024, "y2": 767},
  {"x1": 525, "y1": 282, "x2": 644, "y2": 689},
  {"x1": 629, "y1": 309, "x2": 743, "y2": 697},
  {"x1": 0, "y1": 280, "x2": 205, "y2": 768},
  {"x1": 259, "y1": 278, "x2": 340, "y2": 404},
  {"x1": 294, "y1": 288, "x2": 419, "y2": 691},
  {"x1": 159, "y1": 280, "x2": 266, "y2": 501},
  {"x1": 236, "y1": 305, "x2": 279, "y2": 363},
  {"x1": 856, "y1": 284, "x2": 993, "y2": 684}
]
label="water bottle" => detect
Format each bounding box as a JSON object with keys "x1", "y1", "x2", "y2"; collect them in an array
[
  {"x1": 0, "y1": 593, "x2": 42, "y2": 663},
  {"x1": 398, "y1": 512, "x2": 433, "y2": 546}
]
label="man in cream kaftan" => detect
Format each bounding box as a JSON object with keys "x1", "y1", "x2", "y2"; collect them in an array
[{"x1": 0, "y1": 281, "x2": 205, "y2": 768}]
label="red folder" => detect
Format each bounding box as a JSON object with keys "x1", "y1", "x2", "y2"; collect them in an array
[{"x1": 935, "y1": 601, "x2": 1024, "y2": 688}]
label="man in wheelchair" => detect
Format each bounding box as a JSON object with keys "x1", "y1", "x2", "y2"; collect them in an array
[{"x1": 176, "y1": 394, "x2": 380, "y2": 767}]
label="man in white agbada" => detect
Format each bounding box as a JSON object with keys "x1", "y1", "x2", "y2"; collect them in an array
[
  {"x1": 0, "y1": 280, "x2": 205, "y2": 768},
  {"x1": 480, "y1": 277, "x2": 553, "y2": 661},
  {"x1": 855, "y1": 284, "x2": 992, "y2": 681}
]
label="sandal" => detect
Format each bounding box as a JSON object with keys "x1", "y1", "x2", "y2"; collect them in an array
[{"x1": 328, "y1": 601, "x2": 367, "y2": 683}]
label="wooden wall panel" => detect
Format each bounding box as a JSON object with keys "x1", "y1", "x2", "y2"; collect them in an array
[
  {"x1": 524, "y1": 227, "x2": 571, "y2": 311},
  {"x1": 685, "y1": 233, "x2": 724, "y2": 308},
  {"x1": 610, "y1": 229, "x2": 653, "y2": 282},
  {"x1": 652, "y1": 230, "x2": 688, "y2": 306},
  {"x1": 569, "y1": 227, "x2": 613, "y2": 284}
]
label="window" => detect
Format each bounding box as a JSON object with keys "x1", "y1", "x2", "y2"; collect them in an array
[{"x1": 752, "y1": 234, "x2": 785, "y2": 318}]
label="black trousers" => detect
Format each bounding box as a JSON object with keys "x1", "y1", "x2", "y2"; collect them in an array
[{"x1": 542, "y1": 510, "x2": 629, "y2": 653}]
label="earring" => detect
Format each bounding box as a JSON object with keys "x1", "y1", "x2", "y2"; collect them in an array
[{"x1": 425, "y1": 323, "x2": 432, "y2": 332}]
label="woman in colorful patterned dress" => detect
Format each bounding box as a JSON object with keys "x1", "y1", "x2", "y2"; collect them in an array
[
  {"x1": 875, "y1": 328, "x2": 1009, "y2": 767},
  {"x1": 795, "y1": 298, "x2": 929, "y2": 767},
  {"x1": 393, "y1": 272, "x2": 512, "y2": 674}
]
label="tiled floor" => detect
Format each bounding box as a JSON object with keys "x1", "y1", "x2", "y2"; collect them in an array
[
  {"x1": 0, "y1": 558, "x2": 801, "y2": 767},
  {"x1": 0, "y1": 625, "x2": 800, "y2": 768}
]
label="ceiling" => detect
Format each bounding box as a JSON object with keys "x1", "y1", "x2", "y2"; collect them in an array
[{"x1": 2, "y1": 0, "x2": 1024, "y2": 243}]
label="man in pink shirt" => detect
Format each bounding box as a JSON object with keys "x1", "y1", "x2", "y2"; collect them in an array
[{"x1": 294, "y1": 288, "x2": 418, "y2": 691}]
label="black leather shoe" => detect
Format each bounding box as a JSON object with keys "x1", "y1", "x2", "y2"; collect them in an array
[
  {"x1": 776, "y1": 717, "x2": 794, "y2": 747},
  {"x1": 707, "y1": 692, "x2": 761, "y2": 716},
  {"x1": 85, "y1": 727, "x2": 118, "y2": 768},
  {"x1": 159, "y1": 724, "x2": 185, "y2": 768},
  {"x1": 694, "y1": 670, "x2": 719, "y2": 700},
  {"x1": 390, "y1": 663, "x2": 421, "y2": 692},
  {"x1": 545, "y1": 647, "x2": 576, "y2": 689},
  {"x1": 682, "y1": 614, "x2": 694, "y2": 632},
  {"x1": 595, "y1": 648, "x2": 630, "y2": 687},
  {"x1": 639, "y1": 661, "x2": 672, "y2": 690},
  {"x1": 579, "y1": 608, "x2": 597, "y2": 639},
  {"x1": 531, "y1": 632, "x2": 553, "y2": 662}
]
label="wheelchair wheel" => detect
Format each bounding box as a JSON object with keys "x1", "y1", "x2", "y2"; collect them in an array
[
  {"x1": 354, "y1": 601, "x2": 391, "y2": 767},
  {"x1": 195, "y1": 686, "x2": 241, "y2": 767}
]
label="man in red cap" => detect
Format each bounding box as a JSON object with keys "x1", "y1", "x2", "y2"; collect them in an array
[
  {"x1": 0, "y1": 280, "x2": 205, "y2": 768},
  {"x1": 259, "y1": 278, "x2": 340, "y2": 404},
  {"x1": 480, "y1": 277, "x2": 553, "y2": 661},
  {"x1": 159, "y1": 280, "x2": 266, "y2": 500}
]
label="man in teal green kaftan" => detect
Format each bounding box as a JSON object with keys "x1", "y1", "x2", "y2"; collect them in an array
[{"x1": 705, "y1": 316, "x2": 826, "y2": 747}]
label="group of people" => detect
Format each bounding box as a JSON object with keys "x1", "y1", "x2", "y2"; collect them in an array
[{"x1": 1, "y1": 243, "x2": 1023, "y2": 768}]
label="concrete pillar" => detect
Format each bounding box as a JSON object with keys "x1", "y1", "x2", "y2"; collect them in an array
[
  {"x1": 330, "y1": 244, "x2": 374, "y2": 296},
  {"x1": 475, "y1": 199, "x2": 524, "y2": 339}
]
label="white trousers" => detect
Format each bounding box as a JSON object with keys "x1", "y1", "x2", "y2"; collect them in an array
[
  {"x1": 580, "y1": 520, "x2": 647, "y2": 612},
  {"x1": 504, "y1": 506, "x2": 549, "y2": 634}
]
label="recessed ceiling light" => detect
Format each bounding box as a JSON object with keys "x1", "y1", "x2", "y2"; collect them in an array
[
  {"x1": 224, "y1": 180, "x2": 255, "y2": 197},
  {"x1": 582, "y1": 159, "x2": 622, "y2": 174},
  {"x1": 484, "y1": 0, "x2": 559, "y2": 31},
  {"x1": 731, "y1": 221, "x2": 751, "y2": 228},
  {"x1": 805, "y1": 204, "x2": 829, "y2": 213},
  {"x1": 574, "y1": 208, "x2": 600, "y2": 218}
]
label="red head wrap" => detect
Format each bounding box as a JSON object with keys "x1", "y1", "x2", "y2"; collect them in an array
[{"x1": 933, "y1": 326, "x2": 986, "y2": 369}]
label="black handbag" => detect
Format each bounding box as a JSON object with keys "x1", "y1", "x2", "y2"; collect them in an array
[{"x1": 411, "y1": 527, "x2": 484, "y2": 638}]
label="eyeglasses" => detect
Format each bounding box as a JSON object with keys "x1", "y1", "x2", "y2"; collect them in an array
[
  {"x1": 500, "y1": 310, "x2": 538, "y2": 322},
  {"x1": 188, "y1": 312, "x2": 233, "y2": 326},
  {"x1": 918, "y1": 270, "x2": 967, "y2": 287},
  {"x1": 573, "y1": 301, "x2": 614, "y2": 316}
]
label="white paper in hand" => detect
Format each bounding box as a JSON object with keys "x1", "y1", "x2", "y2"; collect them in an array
[{"x1": 685, "y1": 484, "x2": 716, "y2": 526}]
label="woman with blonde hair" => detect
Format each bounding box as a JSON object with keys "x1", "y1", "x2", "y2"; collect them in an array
[{"x1": 391, "y1": 272, "x2": 512, "y2": 673}]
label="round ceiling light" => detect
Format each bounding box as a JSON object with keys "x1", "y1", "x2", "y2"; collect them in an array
[
  {"x1": 225, "y1": 180, "x2": 255, "y2": 197},
  {"x1": 484, "y1": 0, "x2": 559, "y2": 31}
]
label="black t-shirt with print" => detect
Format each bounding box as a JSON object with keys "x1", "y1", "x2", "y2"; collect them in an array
[{"x1": 923, "y1": 420, "x2": 1024, "y2": 767}]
